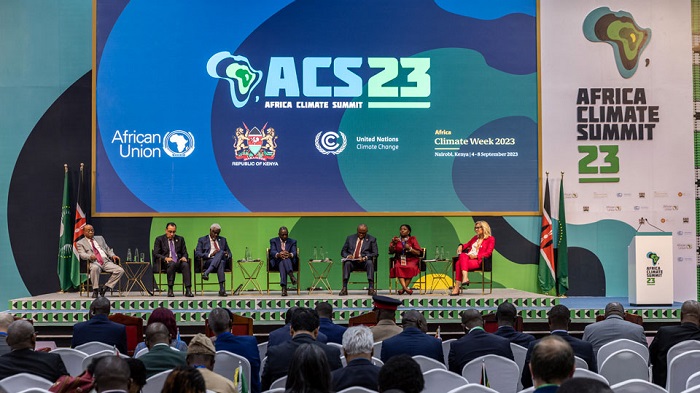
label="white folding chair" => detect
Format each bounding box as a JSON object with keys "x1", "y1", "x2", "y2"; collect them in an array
[
  {"x1": 260, "y1": 356, "x2": 267, "y2": 378},
  {"x1": 443, "y1": 339, "x2": 456, "y2": 366},
  {"x1": 516, "y1": 388, "x2": 534, "y2": 393},
  {"x1": 373, "y1": 341, "x2": 383, "y2": 360},
  {"x1": 667, "y1": 341, "x2": 700, "y2": 373},
  {"x1": 422, "y1": 368, "x2": 468, "y2": 393},
  {"x1": 598, "y1": 339, "x2": 649, "y2": 369},
  {"x1": 0, "y1": 374, "x2": 53, "y2": 392},
  {"x1": 611, "y1": 378, "x2": 668, "y2": 393},
  {"x1": 667, "y1": 350, "x2": 700, "y2": 393},
  {"x1": 142, "y1": 369, "x2": 173, "y2": 393},
  {"x1": 336, "y1": 387, "x2": 378, "y2": 393},
  {"x1": 510, "y1": 343, "x2": 527, "y2": 391},
  {"x1": 261, "y1": 389, "x2": 285, "y2": 393},
  {"x1": 50, "y1": 348, "x2": 88, "y2": 376},
  {"x1": 81, "y1": 349, "x2": 130, "y2": 371},
  {"x1": 16, "y1": 389, "x2": 52, "y2": 393},
  {"x1": 214, "y1": 350, "x2": 252, "y2": 385},
  {"x1": 599, "y1": 349, "x2": 649, "y2": 385},
  {"x1": 413, "y1": 355, "x2": 447, "y2": 373},
  {"x1": 327, "y1": 342, "x2": 343, "y2": 351},
  {"x1": 74, "y1": 341, "x2": 115, "y2": 355},
  {"x1": 270, "y1": 376, "x2": 287, "y2": 390},
  {"x1": 575, "y1": 355, "x2": 589, "y2": 370},
  {"x1": 683, "y1": 386, "x2": 700, "y2": 393},
  {"x1": 134, "y1": 347, "x2": 149, "y2": 358},
  {"x1": 574, "y1": 368, "x2": 610, "y2": 384},
  {"x1": 372, "y1": 357, "x2": 384, "y2": 367},
  {"x1": 462, "y1": 355, "x2": 519, "y2": 393},
  {"x1": 258, "y1": 341, "x2": 268, "y2": 361},
  {"x1": 447, "y1": 383, "x2": 500, "y2": 393},
  {"x1": 687, "y1": 370, "x2": 700, "y2": 390}
]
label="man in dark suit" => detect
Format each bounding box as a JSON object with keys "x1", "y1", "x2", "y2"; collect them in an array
[
  {"x1": 332, "y1": 325, "x2": 381, "y2": 391},
  {"x1": 71, "y1": 297, "x2": 127, "y2": 354},
  {"x1": 75, "y1": 224, "x2": 124, "y2": 298},
  {"x1": 530, "y1": 335, "x2": 575, "y2": 393},
  {"x1": 153, "y1": 222, "x2": 193, "y2": 297},
  {"x1": 195, "y1": 223, "x2": 232, "y2": 297},
  {"x1": 269, "y1": 226, "x2": 298, "y2": 297},
  {"x1": 316, "y1": 301, "x2": 346, "y2": 344},
  {"x1": 649, "y1": 300, "x2": 700, "y2": 387},
  {"x1": 582, "y1": 302, "x2": 647, "y2": 356},
  {"x1": 267, "y1": 306, "x2": 328, "y2": 347},
  {"x1": 0, "y1": 312, "x2": 13, "y2": 356},
  {"x1": 494, "y1": 302, "x2": 536, "y2": 348},
  {"x1": 0, "y1": 320, "x2": 68, "y2": 382},
  {"x1": 522, "y1": 305, "x2": 596, "y2": 388},
  {"x1": 448, "y1": 309, "x2": 514, "y2": 373},
  {"x1": 261, "y1": 308, "x2": 342, "y2": 391},
  {"x1": 210, "y1": 308, "x2": 261, "y2": 393},
  {"x1": 380, "y1": 310, "x2": 443, "y2": 364},
  {"x1": 340, "y1": 224, "x2": 379, "y2": 296},
  {"x1": 139, "y1": 322, "x2": 187, "y2": 378}
]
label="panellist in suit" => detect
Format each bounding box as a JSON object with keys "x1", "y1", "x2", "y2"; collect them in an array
[
  {"x1": 448, "y1": 309, "x2": 514, "y2": 374},
  {"x1": 0, "y1": 320, "x2": 68, "y2": 382},
  {"x1": 269, "y1": 226, "x2": 298, "y2": 297},
  {"x1": 380, "y1": 310, "x2": 443, "y2": 364},
  {"x1": 71, "y1": 297, "x2": 128, "y2": 354},
  {"x1": 494, "y1": 302, "x2": 536, "y2": 348},
  {"x1": 649, "y1": 300, "x2": 700, "y2": 387},
  {"x1": 195, "y1": 223, "x2": 232, "y2": 297},
  {"x1": 153, "y1": 222, "x2": 193, "y2": 297},
  {"x1": 340, "y1": 224, "x2": 379, "y2": 296},
  {"x1": 582, "y1": 302, "x2": 647, "y2": 356},
  {"x1": 75, "y1": 224, "x2": 124, "y2": 298}
]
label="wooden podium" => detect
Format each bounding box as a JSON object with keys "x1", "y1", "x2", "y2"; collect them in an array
[{"x1": 628, "y1": 232, "x2": 673, "y2": 306}]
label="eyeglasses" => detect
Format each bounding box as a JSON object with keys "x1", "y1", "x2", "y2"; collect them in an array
[{"x1": 474, "y1": 226, "x2": 482, "y2": 230}]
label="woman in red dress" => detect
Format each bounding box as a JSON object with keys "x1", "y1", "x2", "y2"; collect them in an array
[
  {"x1": 389, "y1": 224, "x2": 421, "y2": 295},
  {"x1": 450, "y1": 220, "x2": 495, "y2": 296}
]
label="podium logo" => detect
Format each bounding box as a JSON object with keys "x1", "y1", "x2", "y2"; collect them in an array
[{"x1": 646, "y1": 252, "x2": 659, "y2": 266}]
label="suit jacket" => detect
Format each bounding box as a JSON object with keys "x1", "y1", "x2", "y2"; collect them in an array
[
  {"x1": 267, "y1": 323, "x2": 328, "y2": 347},
  {"x1": 341, "y1": 234, "x2": 378, "y2": 260},
  {"x1": 153, "y1": 234, "x2": 189, "y2": 266},
  {"x1": 215, "y1": 332, "x2": 261, "y2": 393},
  {"x1": 582, "y1": 315, "x2": 647, "y2": 356},
  {"x1": 649, "y1": 322, "x2": 700, "y2": 386},
  {"x1": 195, "y1": 235, "x2": 232, "y2": 265},
  {"x1": 319, "y1": 318, "x2": 347, "y2": 344},
  {"x1": 139, "y1": 343, "x2": 188, "y2": 378},
  {"x1": 0, "y1": 348, "x2": 68, "y2": 382},
  {"x1": 0, "y1": 334, "x2": 10, "y2": 356},
  {"x1": 495, "y1": 325, "x2": 536, "y2": 348},
  {"x1": 261, "y1": 333, "x2": 342, "y2": 391},
  {"x1": 448, "y1": 328, "x2": 514, "y2": 373},
  {"x1": 522, "y1": 331, "x2": 596, "y2": 388},
  {"x1": 371, "y1": 319, "x2": 403, "y2": 343},
  {"x1": 380, "y1": 327, "x2": 443, "y2": 364},
  {"x1": 269, "y1": 237, "x2": 298, "y2": 269},
  {"x1": 76, "y1": 236, "x2": 116, "y2": 261},
  {"x1": 71, "y1": 314, "x2": 127, "y2": 354},
  {"x1": 331, "y1": 357, "x2": 381, "y2": 391}
]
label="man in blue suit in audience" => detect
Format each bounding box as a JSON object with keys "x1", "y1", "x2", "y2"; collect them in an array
[
  {"x1": 210, "y1": 308, "x2": 261, "y2": 393},
  {"x1": 380, "y1": 310, "x2": 443, "y2": 364},
  {"x1": 530, "y1": 335, "x2": 575, "y2": 393},
  {"x1": 316, "y1": 301, "x2": 346, "y2": 344},
  {"x1": 494, "y1": 302, "x2": 536, "y2": 348},
  {"x1": 71, "y1": 297, "x2": 127, "y2": 354},
  {"x1": 331, "y1": 326, "x2": 381, "y2": 391},
  {"x1": 522, "y1": 305, "x2": 596, "y2": 389},
  {"x1": 195, "y1": 223, "x2": 232, "y2": 297},
  {"x1": 268, "y1": 306, "x2": 328, "y2": 347},
  {"x1": 448, "y1": 309, "x2": 514, "y2": 374}
]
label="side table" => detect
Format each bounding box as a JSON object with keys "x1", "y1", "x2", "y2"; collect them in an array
[
  {"x1": 308, "y1": 259, "x2": 333, "y2": 294},
  {"x1": 237, "y1": 259, "x2": 264, "y2": 294},
  {"x1": 423, "y1": 259, "x2": 452, "y2": 294},
  {"x1": 124, "y1": 261, "x2": 152, "y2": 296}
]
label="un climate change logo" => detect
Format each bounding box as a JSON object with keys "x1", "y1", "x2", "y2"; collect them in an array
[
  {"x1": 163, "y1": 130, "x2": 195, "y2": 158},
  {"x1": 315, "y1": 131, "x2": 347, "y2": 155},
  {"x1": 207, "y1": 52, "x2": 262, "y2": 108}
]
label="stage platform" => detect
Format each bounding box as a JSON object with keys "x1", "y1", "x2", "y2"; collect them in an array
[{"x1": 8, "y1": 288, "x2": 682, "y2": 327}]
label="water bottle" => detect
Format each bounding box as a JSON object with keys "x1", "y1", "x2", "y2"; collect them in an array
[
  {"x1": 440, "y1": 245, "x2": 446, "y2": 260},
  {"x1": 435, "y1": 246, "x2": 440, "y2": 260},
  {"x1": 245, "y1": 247, "x2": 251, "y2": 261},
  {"x1": 134, "y1": 248, "x2": 139, "y2": 262},
  {"x1": 126, "y1": 248, "x2": 132, "y2": 261},
  {"x1": 319, "y1": 246, "x2": 325, "y2": 261},
  {"x1": 313, "y1": 246, "x2": 318, "y2": 260}
]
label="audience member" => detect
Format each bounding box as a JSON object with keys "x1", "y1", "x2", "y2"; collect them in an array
[
  {"x1": 71, "y1": 297, "x2": 127, "y2": 354},
  {"x1": 649, "y1": 299, "x2": 700, "y2": 386},
  {"x1": 0, "y1": 312, "x2": 14, "y2": 355},
  {"x1": 558, "y1": 377, "x2": 613, "y2": 393},
  {"x1": 286, "y1": 343, "x2": 332, "y2": 393},
  {"x1": 161, "y1": 365, "x2": 207, "y2": 393},
  {"x1": 582, "y1": 302, "x2": 647, "y2": 356},
  {"x1": 378, "y1": 354, "x2": 424, "y2": 393},
  {"x1": 125, "y1": 358, "x2": 147, "y2": 393},
  {"x1": 331, "y1": 326, "x2": 381, "y2": 391},
  {"x1": 380, "y1": 310, "x2": 442, "y2": 363},
  {"x1": 134, "y1": 306, "x2": 187, "y2": 354},
  {"x1": 494, "y1": 302, "x2": 535, "y2": 348},
  {"x1": 371, "y1": 295, "x2": 403, "y2": 342},
  {"x1": 316, "y1": 301, "x2": 346, "y2": 344},
  {"x1": 448, "y1": 309, "x2": 514, "y2": 373},
  {"x1": 339, "y1": 224, "x2": 379, "y2": 296},
  {"x1": 153, "y1": 222, "x2": 194, "y2": 297},
  {"x1": 0, "y1": 320, "x2": 68, "y2": 381},
  {"x1": 522, "y1": 305, "x2": 596, "y2": 388},
  {"x1": 267, "y1": 306, "x2": 328, "y2": 347},
  {"x1": 75, "y1": 224, "x2": 124, "y2": 298},
  {"x1": 187, "y1": 333, "x2": 237, "y2": 393},
  {"x1": 210, "y1": 308, "x2": 260, "y2": 393},
  {"x1": 269, "y1": 226, "x2": 298, "y2": 296},
  {"x1": 261, "y1": 307, "x2": 342, "y2": 391},
  {"x1": 139, "y1": 322, "x2": 187, "y2": 378},
  {"x1": 93, "y1": 356, "x2": 131, "y2": 393},
  {"x1": 529, "y1": 335, "x2": 575, "y2": 393}
]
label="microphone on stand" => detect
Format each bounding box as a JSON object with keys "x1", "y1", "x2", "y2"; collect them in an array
[
  {"x1": 645, "y1": 218, "x2": 665, "y2": 232},
  {"x1": 636, "y1": 217, "x2": 645, "y2": 232}
]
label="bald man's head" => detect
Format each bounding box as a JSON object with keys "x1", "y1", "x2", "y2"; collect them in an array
[{"x1": 461, "y1": 309, "x2": 483, "y2": 330}]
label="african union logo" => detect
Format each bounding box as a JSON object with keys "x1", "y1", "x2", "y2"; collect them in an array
[
  {"x1": 646, "y1": 251, "x2": 660, "y2": 266},
  {"x1": 207, "y1": 52, "x2": 262, "y2": 108},
  {"x1": 163, "y1": 130, "x2": 195, "y2": 158},
  {"x1": 234, "y1": 123, "x2": 277, "y2": 161},
  {"x1": 583, "y1": 7, "x2": 651, "y2": 78},
  {"x1": 315, "y1": 131, "x2": 347, "y2": 155}
]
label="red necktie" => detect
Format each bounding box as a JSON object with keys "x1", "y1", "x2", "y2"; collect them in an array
[
  {"x1": 281, "y1": 241, "x2": 286, "y2": 251},
  {"x1": 90, "y1": 239, "x2": 104, "y2": 265},
  {"x1": 353, "y1": 238, "x2": 362, "y2": 259},
  {"x1": 213, "y1": 238, "x2": 220, "y2": 251}
]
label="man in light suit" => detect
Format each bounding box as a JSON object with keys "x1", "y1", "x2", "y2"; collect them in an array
[
  {"x1": 380, "y1": 310, "x2": 443, "y2": 364},
  {"x1": 448, "y1": 309, "x2": 514, "y2": 374},
  {"x1": 76, "y1": 224, "x2": 124, "y2": 298},
  {"x1": 269, "y1": 226, "x2": 298, "y2": 297},
  {"x1": 340, "y1": 224, "x2": 378, "y2": 296},
  {"x1": 153, "y1": 222, "x2": 193, "y2": 297},
  {"x1": 582, "y1": 302, "x2": 647, "y2": 356},
  {"x1": 195, "y1": 223, "x2": 232, "y2": 297}
]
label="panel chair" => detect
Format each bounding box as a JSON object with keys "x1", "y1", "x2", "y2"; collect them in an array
[
  {"x1": 50, "y1": 348, "x2": 88, "y2": 376},
  {"x1": 597, "y1": 339, "x2": 649, "y2": 370},
  {"x1": 266, "y1": 247, "x2": 300, "y2": 295},
  {"x1": 462, "y1": 355, "x2": 519, "y2": 393},
  {"x1": 452, "y1": 255, "x2": 493, "y2": 295},
  {"x1": 389, "y1": 248, "x2": 426, "y2": 294},
  {"x1": 667, "y1": 350, "x2": 700, "y2": 393},
  {"x1": 109, "y1": 313, "x2": 144, "y2": 356},
  {"x1": 193, "y1": 254, "x2": 233, "y2": 296},
  {"x1": 347, "y1": 255, "x2": 378, "y2": 291},
  {"x1": 610, "y1": 379, "x2": 668, "y2": 393},
  {"x1": 0, "y1": 374, "x2": 53, "y2": 393},
  {"x1": 422, "y1": 368, "x2": 469, "y2": 393},
  {"x1": 79, "y1": 258, "x2": 122, "y2": 297},
  {"x1": 151, "y1": 251, "x2": 187, "y2": 296}
]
